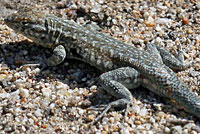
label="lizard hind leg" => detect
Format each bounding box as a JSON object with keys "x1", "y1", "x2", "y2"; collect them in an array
[
  {"x1": 173, "y1": 43, "x2": 194, "y2": 66},
  {"x1": 90, "y1": 67, "x2": 142, "y2": 125},
  {"x1": 155, "y1": 43, "x2": 194, "y2": 70}
]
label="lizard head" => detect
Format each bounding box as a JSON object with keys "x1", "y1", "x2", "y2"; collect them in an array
[
  {"x1": 5, "y1": 9, "x2": 44, "y2": 33},
  {"x1": 4, "y1": 9, "x2": 53, "y2": 47}
]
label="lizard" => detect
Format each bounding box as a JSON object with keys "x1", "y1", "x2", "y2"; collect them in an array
[{"x1": 4, "y1": 9, "x2": 200, "y2": 125}]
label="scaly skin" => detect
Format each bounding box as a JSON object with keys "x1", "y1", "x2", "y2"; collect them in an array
[{"x1": 4, "y1": 10, "x2": 200, "y2": 124}]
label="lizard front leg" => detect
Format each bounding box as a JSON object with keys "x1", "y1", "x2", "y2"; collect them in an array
[
  {"x1": 90, "y1": 67, "x2": 142, "y2": 125},
  {"x1": 20, "y1": 45, "x2": 66, "y2": 70},
  {"x1": 47, "y1": 45, "x2": 66, "y2": 66}
]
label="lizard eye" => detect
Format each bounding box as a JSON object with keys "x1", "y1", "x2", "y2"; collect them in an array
[{"x1": 21, "y1": 21, "x2": 29, "y2": 25}]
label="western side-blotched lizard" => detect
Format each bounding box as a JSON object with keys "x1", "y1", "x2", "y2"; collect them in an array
[{"x1": 4, "y1": 10, "x2": 200, "y2": 124}]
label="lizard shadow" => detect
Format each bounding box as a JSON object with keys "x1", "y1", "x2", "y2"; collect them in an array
[
  {"x1": 1, "y1": 41, "x2": 199, "y2": 127},
  {"x1": 0, "y1": 40, "x2": 99, "y2": 88}
]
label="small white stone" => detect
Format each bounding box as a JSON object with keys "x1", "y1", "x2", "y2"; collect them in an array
[
  {"x1": 98, "y1": 0, "x2": 104, "y2": 4},
  {"x1": 51, "y1": 95, "x2": 56, "y2": 100},
  {"x1": 156, "y1": 37, "x2": 162, "y2": 43},
  {"x1": 157, "y1": 4, "x2": 167, "y2": 10},
  {"x1": 164, "y1": 127, "x2": 170, "y2": 133},
  {"x1": 14, "y1": 72, "x2": 20, "y2": 78},
  {"x1": 26, "y1": 67, "x2": 31, "y2": 73},
  {"x1": 11, "y1": 90, "x2": 20, "y2": 96},
  {"x1": 56, "y1": 82, "x2": 69, "y2": 90},
  {"x1": 27, "y1": 113, "x2": 33, "y2": 117},
  {"x1": 146, "y1": 16, "x2": 155, "y2": 24},
  {"x1": 28, "y1": 118, "x2": 34, "y2": 124},
  {"x1": 156, "y1": 18, "x2": 172, "y2": 24},
  {"x1": 0, "y1": 93, "x2": 10, "y2": 98},
  {"x1": 15, "y1": 107, "x2": 21, "y2": 114},
  {"x1": 112, "y1": 19, "x2": 117, "y2": 24},
  {"x1": 145, "y1": 123, "x2": 151, "y2": 130},
  {"x1": 15, "y1": 117, "x2": 20, "y2": 122},
  {"x1": 10, "y1": 90, "x2": 20, "y2": 101},
  {"x1": 147, "y1": 130, "x2": 154, "y2": 134},
  {"x1": 44, "y1": 83, "x2": 50, "y2": 86},
  {"x1": 182, "y1": 129, "x2": 188, "y2": 134},
  {"x1": 90, "y1": 85, "x2": 97, "y2": 91},
  {"x1": 91, "y1": 4, "x2": 101, "y2": 13},
  {"x1": 149, "y1": 117, "x2": 156, "y2": 123},
  {"x1": 121, "y1": 128, "x2": 130, "y2": 134},
  {"x1": 139, "y1": 108, "x2": 148, "y2": 116},
  {"x1": 70, "y1": 4, "x2": 77, "y2": 9},
  {"x1": 41, "y1": 88, "x2": 52, "y2": 98},
  {"x1": 102, "y1": 117, "x2": 109, "y2": 124},
  {"x1": 20, "y1": 88, "x2": 29, "y2": 97},
  {"x1": 21, "y1": 126, "x2": 26, "y2": 131},
  {"x1": 156, "y1": 111, "x2": 165, "y2": 117},
  {"x1": 49, "y1": 103, "x2": 55, "y2": 110},
  {"x1": 184, "y1": 123, "x2": 194, "y2": 129},
  {"x1": 34, "y1": 109, "x2": 43, "y2": 117},
  {"x1": 137, "y1": 125, "x2": 144, "y2": 130},
  {"x1": 143, "y1": 12, "x2": 150, "y2": 19},
  {"x1": 196, "y1": 35, "x2": 200, "y2": 41},
  {"x1": 41, "y1": 98, "x2": 50, "y2": 108},
  {"x1": 35, "y1": 68, "x2": 41, "y2": 73},
  {"x1": 171, "y1": 125, "x2": 183, "y2": 134},
  {"x1": 150, "y1": 7, "x2": 156, "y2": 12},
  {"x1": 132, "y1": 105, "x2": 140, "y2": 114},
  {"x1": 155, "y1": 25, "x2": 162, "y2": 32},
  {"x1": 22, "y1": 117, "x2": 28, "y2": 124},
  {"x1": 191, "y1": 131, "x2": 198, "y2": 134},
  {"x1": 78, "y1": 108, "x2": 84, "y2": 115},
  {"x1": 57, "y1": 88, "x2": 69, "y2": 97},
  {"x1": 34, "y1": 84, "x2": 40, "y2": 90}
]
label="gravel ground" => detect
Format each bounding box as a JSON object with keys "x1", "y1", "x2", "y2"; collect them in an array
[{"x1": 0, "y1": 0, "x2": 200, "y2": 133}]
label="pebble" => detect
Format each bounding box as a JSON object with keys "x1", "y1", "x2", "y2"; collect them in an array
[
  {"x1": 182, "y1": 18, "x2": 189, "y2": 25},
  {"x1": 90, "y1": 85, "x2": 97, "y2": 91},
  {"x1": 0, "y1": 74, "x2": 7, "y2": 80},
  {"x1": 164, "y1": 127, "x2": 171, "y2": 133},
  {"x1": 156, "y1": 18, "x2": 172, "y2": 24},
  {"x1": 155, "y1": 25, "x2": 162, "y2": 32},
  {"x1": 121, "y1": 128, "x2": 130, "y2": 134},
  {"x1": 49, "y1": 103, "x2": 55, "y2": 110},
  {"x1": 0, "y1": 93, "x2": 10, "y2": 98},
  {"x1": 41, "y1": 88, "x2": 52, "y2": 98},
  {"x1": 41, "y1": 98, "x2": 50, "y2": 108},
  {"x1": 34, "y1": 109, "x2": 43, "y2": 117},
  {"x1": 191, "y1": 131, "x2": 198, "y2": 134},
  {"x1": 132, "y1": 105, "x2": 140, "y2": 114},
  {"x1": 172, "y1": 125, "x2": 183, "y2": 134},
  {"x1": 20, "y1": 88, "x2": 29, "y2": 97},
  {"x1": 91, "y1": 4, "x2": 101, "y2": 13},
  {"x1": 155, "y1": 111, "x2": 165, "y2": 118},
  {"x1": 190, "y1": 71, "x2": 200, "y2": 77},
  {"x1": 157, "y1": 4, "x2": 167, "y2": 10},
  {"x1": 139, "y1": 108, "x2": 148, "y2": 116},
  {"x1": 145, "y1": 16, "x2": 156, "y2": 27},
  {"x1": 10, "y1": 90, "x2": 20, "y2": 101}
]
